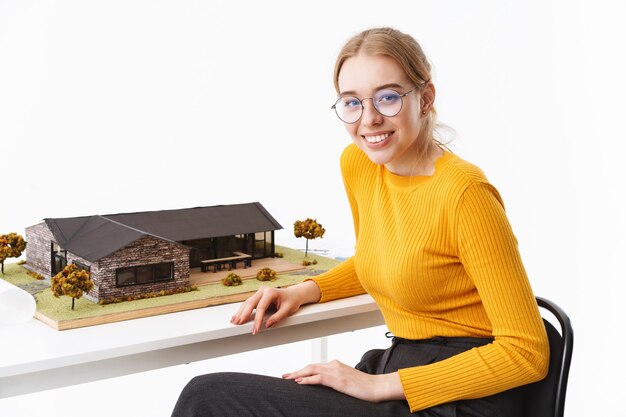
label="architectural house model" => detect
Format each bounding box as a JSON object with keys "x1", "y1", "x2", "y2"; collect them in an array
[{"x1": 25, "y1": 202, "x2": 282, "y2": 303}]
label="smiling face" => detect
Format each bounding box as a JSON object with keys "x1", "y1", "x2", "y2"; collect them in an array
[{"x1": 337, "y1": 53, "x2": 429, "y2": 175}]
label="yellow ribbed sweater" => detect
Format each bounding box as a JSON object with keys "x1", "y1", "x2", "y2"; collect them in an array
[{"x1": 311, "y1": 144, "x2": 549, "y2": 412}]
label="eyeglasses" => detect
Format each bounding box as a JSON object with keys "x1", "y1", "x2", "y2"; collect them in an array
[{"x1": 331, "y1": 86, "x2": 419, "y2": 124}]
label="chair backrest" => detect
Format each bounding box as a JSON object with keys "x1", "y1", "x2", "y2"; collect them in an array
[{"x1": 522, "y1": 296, "x2": 574, "y2": 417}]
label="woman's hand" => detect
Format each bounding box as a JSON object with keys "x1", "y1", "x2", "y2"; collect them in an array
[
  {"x1": 282, "y1": 360, "x2": 405, "y2": 403},
  {"x1": 230, "y1": 280, "x2": 321, "y2": 334}
]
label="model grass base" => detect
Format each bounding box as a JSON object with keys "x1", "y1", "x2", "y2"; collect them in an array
[{"x1": 1, "y1": 245, "x2": 340, "y2": 330}]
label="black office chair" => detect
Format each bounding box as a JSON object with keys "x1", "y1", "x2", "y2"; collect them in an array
[{"x1": 522, "y1": 296, "x2": 574, "y2": 417}]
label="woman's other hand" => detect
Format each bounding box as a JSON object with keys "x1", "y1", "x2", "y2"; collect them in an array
[
  {"x1": 282, "y1": 360, "x2": 405, "y2": 403},
  {"x1": 230, "y1": 280, "x2": 321, "y2": 334}
]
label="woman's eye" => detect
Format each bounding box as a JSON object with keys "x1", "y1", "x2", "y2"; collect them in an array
[
  {"x1": 378, "y1": 93, "x2": 400, "y2": 103},
  {"x1": 343, "y1": 98, "x2": 361, "y2": 108}
]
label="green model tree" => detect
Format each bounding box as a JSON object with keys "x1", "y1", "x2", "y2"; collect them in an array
[
  {"x1": 293, "y1": 218, "x2": 325, "y2": 257},
  {"x1": 0, "y1": 232, "x2": 27, "y2": 274},
  {"x1": 51, "y1": 264, "x2": 94, "y2": 310}
]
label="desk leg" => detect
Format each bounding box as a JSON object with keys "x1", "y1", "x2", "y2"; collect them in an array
[{"x1": 311, "y1": 336, "x2": 328, "y2": 363}]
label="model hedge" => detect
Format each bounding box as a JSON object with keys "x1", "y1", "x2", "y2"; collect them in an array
[
  {"x1": 222, "y1": 273, "x2": 243, "y2": 286},
  {"x1": 256, "y1": 267, "x2": 276, "y2": 281}
]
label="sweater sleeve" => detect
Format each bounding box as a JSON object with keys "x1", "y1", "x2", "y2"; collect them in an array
[
  {"x1": 398, "y1": 182, "x2": 549, "y2": 412},
  {"x1": 307, "y1": 146, "x2": 366, "y2": 302},
  {"x1": 308, "y1": 256, "x2": 366, "y2": 302}
]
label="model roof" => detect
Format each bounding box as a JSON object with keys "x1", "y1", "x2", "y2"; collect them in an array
[{"x1": 44, "y1": 202, "x2": 282, "y2": 262}]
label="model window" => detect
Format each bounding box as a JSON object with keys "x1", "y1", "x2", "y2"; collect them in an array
[
  {"x1": 115, "y1": 262, "x2": 174, "y2": 287},
  {"x1": 51, "y1": 242, "x2": 68, "y2": 276},
  {"x1": 117, "y1": 268, "x2": 136, "y2": 286},
  {"x1": 154, "y1": 263, "x2": 173, "y2": 281},
  {"x1": 73, "y1": 262, "x2": 91, "y2": 273},
  {"x1": 255, "y1": 232, "x2": 269, "y2": 258},
  {"x1": 136, "y1": 265, "x2": 154, "y2": 284}
]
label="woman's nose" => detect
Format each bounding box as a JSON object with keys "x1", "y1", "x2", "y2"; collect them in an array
[{"x1": 360, "y1": 100, "x2": 383, "y2": 126}]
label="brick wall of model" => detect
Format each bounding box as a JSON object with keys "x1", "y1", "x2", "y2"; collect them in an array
[
  {"x1": 24, "y1": 222, "x2": 54, "y2": 278},
  {"x1": 95, "y1": 235, "x2": 190, "y2": 302},
  {"x1": 24, "y1": 224, "x2": 190, "y2": 303}
]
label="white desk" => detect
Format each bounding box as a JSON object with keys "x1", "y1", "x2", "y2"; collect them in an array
[{"x1": 0, "y1": 294, "x2": 384, "y2": 398}]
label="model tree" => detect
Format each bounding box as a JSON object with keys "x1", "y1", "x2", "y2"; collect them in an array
[
  {"x1": 293, "y1": 218, "x2": 325, "y2": 257},
  {"x1": 0, "y1": 232, "x2": 27, "y2": 274},
  {"x1": 51, "y1": 264, "x2": 94, "y2": 310},
  {"x1": 0, "y1": 245, "x2": 9, "y2": 275}
]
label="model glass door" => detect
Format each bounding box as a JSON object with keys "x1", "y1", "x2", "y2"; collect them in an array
[{"x1": 51, "y1": 242, "x2": 67, "y2": 276}]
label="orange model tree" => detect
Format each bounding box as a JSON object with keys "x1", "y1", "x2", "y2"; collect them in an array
[
  {"x1": 0, "y1": 232, "x2": 27, "y2": 274},
  {"x1": 51, "y1": 264, "x2": 94, "y2": 310},
  {"x1": 293, "y1": 218, "x2": 325, "y2": 257}
]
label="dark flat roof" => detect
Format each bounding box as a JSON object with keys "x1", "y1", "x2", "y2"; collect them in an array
[{"x1": 44, "y1": 202, "x2": 282, "y2": 262}]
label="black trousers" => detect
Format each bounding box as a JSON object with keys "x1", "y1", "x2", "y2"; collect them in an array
[{"x1": 171, "y1": 336, "x2": 523, "y2": 417}]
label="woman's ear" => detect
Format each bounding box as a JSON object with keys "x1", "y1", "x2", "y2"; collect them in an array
[{"x1": 420, "y1": 82, "x2": 436, "y2": 115}]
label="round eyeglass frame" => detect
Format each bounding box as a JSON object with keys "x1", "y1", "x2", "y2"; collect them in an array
[{"x1": 331, "y1": 86, "x2": 419, "y2": 124}]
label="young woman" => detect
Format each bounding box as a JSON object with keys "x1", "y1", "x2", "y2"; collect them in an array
[{"x1": 171, "y1": 27, "x2": 549, "y2": 417}]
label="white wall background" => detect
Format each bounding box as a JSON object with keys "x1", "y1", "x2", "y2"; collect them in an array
[{"x1": 1, "y1": 0, "x2": 625, "y2": 415}]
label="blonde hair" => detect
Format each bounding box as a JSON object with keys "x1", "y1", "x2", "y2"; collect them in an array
[{"x1": 333, "y1": 27, "x2": 448, "y2": 158}]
